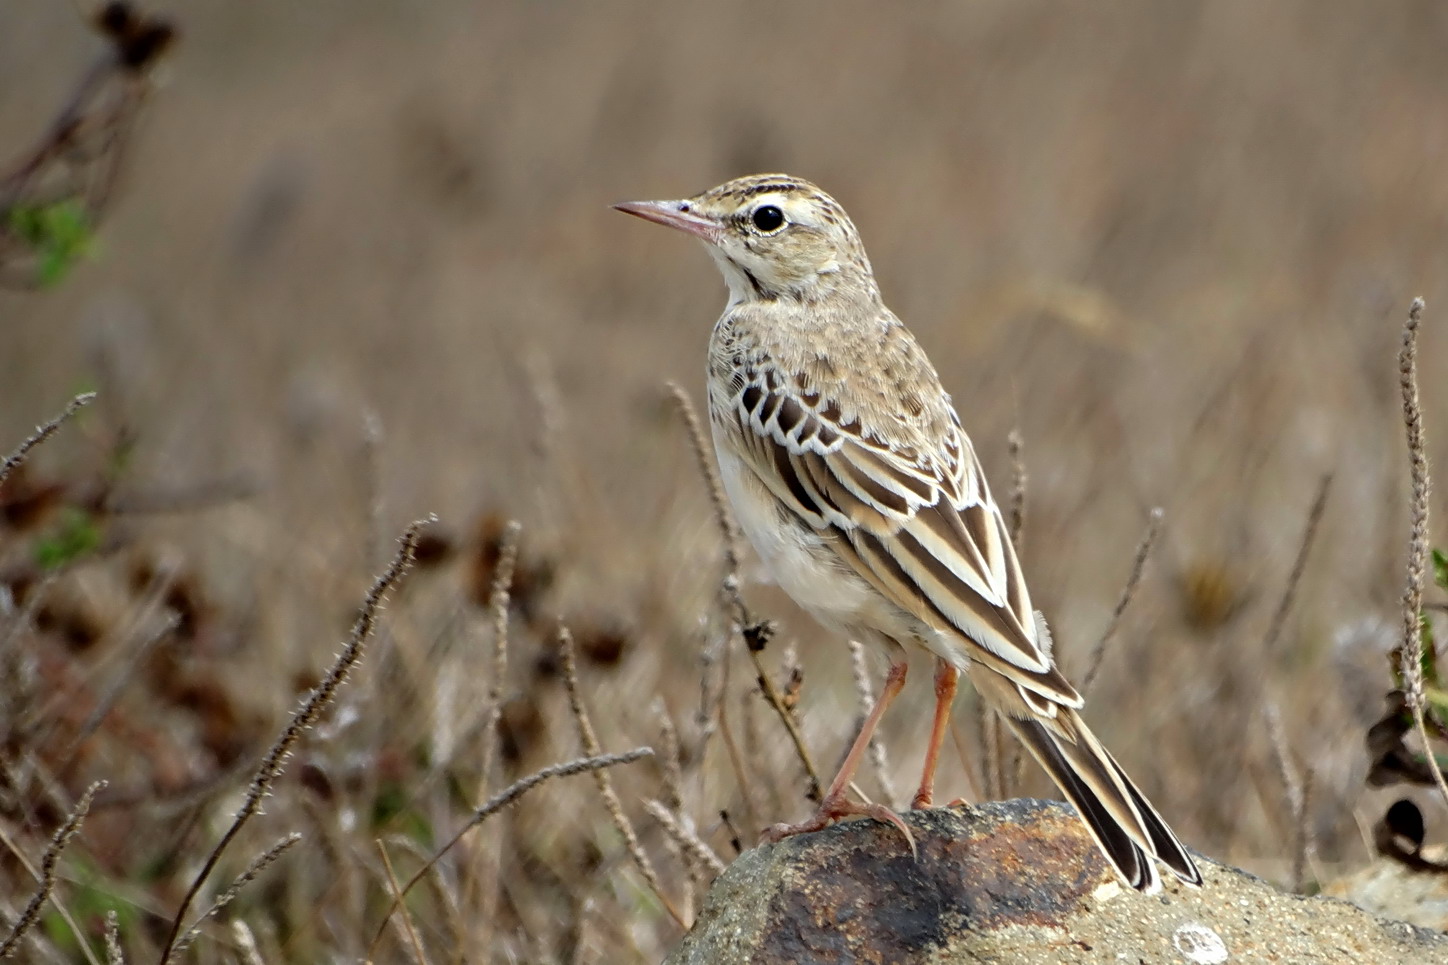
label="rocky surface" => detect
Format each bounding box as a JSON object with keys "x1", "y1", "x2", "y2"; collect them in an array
[{"x1": 664, "y1": 799, "x2": 1448, "y2": 964}]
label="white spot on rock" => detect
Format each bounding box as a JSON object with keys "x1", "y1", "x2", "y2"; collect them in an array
[
  {"x1": 1091, "y1": 880, "x2": 1125, "y2": 903},
  {"x1": 1173, "y1": 922, "x2": 1228, "y2": 964}
]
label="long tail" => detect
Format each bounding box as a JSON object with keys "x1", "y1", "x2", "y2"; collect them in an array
[{"x1": 1006, "y1": 710, "x2": 1202, "y2": 893}]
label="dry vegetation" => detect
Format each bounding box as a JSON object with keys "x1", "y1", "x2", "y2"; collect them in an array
[{"x1": 4, "y1": 2, "x2": 1448, "y2": 962}]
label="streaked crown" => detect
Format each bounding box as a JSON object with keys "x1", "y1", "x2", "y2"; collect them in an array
[{"x1": 615, "y1": 174, "x2": 879, "y2": 305}]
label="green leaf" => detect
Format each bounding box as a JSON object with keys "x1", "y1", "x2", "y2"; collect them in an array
[
  {"x1": 32, "y1": 508, "x2": 103, "y2": 570},
  {"x1": 372, "y1": 781, "x2": 433, "y2": 844},
  {"x1": 1435, "y1": 549, "x2": 1448, "y2": 590},
  {"x1": 6, "y1": 198, "x2": 94, "y2": 287}
]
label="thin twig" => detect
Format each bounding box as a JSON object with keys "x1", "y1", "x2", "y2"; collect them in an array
[
  {"x1": 1395, "y1": 297, "x2": 1448, "y2": 810},
  {"x1": 848, "y1": 640, "x2": 898, "y2": 810},
  {"x1": 375, "y1": 840, "x2": 428, "y2": 965},
  {"x1": 666, "y1": 382, "x2": 823, "y2": 800},
  {"x1": 0, "y1": 392, "x2": 96, "y2": 493},
  {"x1": 1262, "y1": 475, "x2": 1333, "y2": 656},
  {"x1": 1082, "y1": 507, "x2": 1164, "y2": 696},
  {"x1": 0, "y1": 779, "x2": 103, "y2": 959},
  {"x1": 172, "y1": 834, "x2": 301, "y2": 957},
  {"x1": 560, "y1": 626, "x2": 685, "y2": 927},
  {"x1": 365, "y1": 748, "x2": 653, "y2": 959},
  {"x1": 158, "y1": 516, "x2": 433, "y2": 963}
]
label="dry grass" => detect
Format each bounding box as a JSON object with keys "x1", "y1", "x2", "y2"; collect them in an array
[{"x1": 5, "y1": 2, "x2": 1448, "y2": 961}]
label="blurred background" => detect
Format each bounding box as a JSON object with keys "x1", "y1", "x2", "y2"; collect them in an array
[{"x1": 4, "y1": 1, "x2": 1448, "y2": 961}]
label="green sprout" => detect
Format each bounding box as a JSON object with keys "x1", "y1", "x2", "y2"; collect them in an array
[{"x1": 6, "y1": 199, "x2": 95, "y2": 287}]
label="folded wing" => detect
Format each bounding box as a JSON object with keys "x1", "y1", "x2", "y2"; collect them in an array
[{"x1": 722, "y1": 368, "x2": 1082, "y2": 710}]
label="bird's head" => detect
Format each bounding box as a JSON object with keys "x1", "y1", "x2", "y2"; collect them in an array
[{"x1": 615, "y1": 174, "x2": 877, "y2": 306}]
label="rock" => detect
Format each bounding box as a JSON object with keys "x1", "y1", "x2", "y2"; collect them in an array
[
  {"x1": 664, "y1": 799, "x2": 1448, "y2": 964},
  {"x1": 1323, "y1": 846, "x2": 1448, "y2": 933}
]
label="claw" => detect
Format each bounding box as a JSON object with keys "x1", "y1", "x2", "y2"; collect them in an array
[{"x1": 761, "y1": 795, "x2": 917, "y2": 858}]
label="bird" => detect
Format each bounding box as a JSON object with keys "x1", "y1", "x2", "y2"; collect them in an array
[{"x1": 614, "y1": 173, "x2": 1202, "y2": 893}]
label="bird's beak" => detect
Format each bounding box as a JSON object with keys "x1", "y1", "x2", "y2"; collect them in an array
[{"x1": 612, "y1": 200, "x2": 723, "y2": 244}]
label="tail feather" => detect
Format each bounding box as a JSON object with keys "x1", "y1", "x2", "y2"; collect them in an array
[
  {"x1": 1101, "y1": 747, "x2": 1203, "y2": 887},
  {"x1": 1007, "y1": 713, "x2": 1201, "y2": 892}
]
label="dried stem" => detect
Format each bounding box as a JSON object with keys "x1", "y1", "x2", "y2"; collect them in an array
[
  {"x1": 652, "y1": 700, "x2": 696, "y2": 911},
  {"x1": 478, "y1": 519, "x2": 522, "y2": 789},
  {"x1": 560, "y1": 626, "x2": 685, "y2": 927},
  {"x1": 172, "y1": 833, "x2": 302, "y2": 958},
  {"x1": 1082, "y1": 507, "x2": 1163, "y2": 696},
  {"x1": 0, "y1": 392, "x2": 96, "y2": 493},
  {"x1": 60, "y1": 561, "x2": 181, "y2": 758},
  {"x1": 715, "y1": 694, "x2": 761, "y2": 836},
  {"x1": 1292, "y1": 770, "x2": 1316, "y2": 894},
  {"x1": 654, "y1": 699, "x2": 686, "y2": 814},
  {"x1": 979, "y1": 707, "x2": 1004, "y2": 801},
  {"x1": 1264, "y1": 698, "x2": 1317, "y2": 893},
  {"x1": 643, "y1": 799, "x2": 727, "y2": 877},
  {"x1": 158, "y1": 516, "x2": 433, "y2": 963},
  {"x1": 362, "y1": 410, "x2": 386, "y2": 571},
  {"x1": 1262, "y1": 475, "x2": 1333, "y2": 656},
  {"x1": 230, "y1": 922, "x2": 264, "y2": 965},
  {"x1": 103, "y1": 911, "x2": 123, "y2": 965},
  {"x1": 666, "y1": 381, "x2": 823, "y2": 800},
  {"x1": 1, "y1": 7, "x2": 175, "y2": 289},
  {"x1": 980, "y1": 431, "x2": 1029, "y2": 796},
  {"x1": 1006, "y1": 428, "x2": 1026, "y2": 546},
  {"x1": 0, "y1": 780, "x2": 103, "y2": 959},
  {"x1": 471, "y1": 518, "x2": 519, "y2": 936},
  {"x1": 375, "y1": 840, "x2": 428, "y2": 965},
  {"x1": 365, "y1": 748, "x2": 654, "y2": 960},
  {"x1": 1395, "y1": 297, "x2": 1448, "y2": 810}
]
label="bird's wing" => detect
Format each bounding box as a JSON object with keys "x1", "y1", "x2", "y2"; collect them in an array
[{"x1": 721, "y1": 365, "x2": 1081, "y2": 709}]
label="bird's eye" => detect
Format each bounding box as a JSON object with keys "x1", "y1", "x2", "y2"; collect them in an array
[{"x1": 750, "y1": 205, "x2": 785, "y2": 232}]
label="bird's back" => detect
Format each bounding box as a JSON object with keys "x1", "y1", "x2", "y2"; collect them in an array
[{"x1": 707, "y1": 299, "x2": 960, "y2": 478}]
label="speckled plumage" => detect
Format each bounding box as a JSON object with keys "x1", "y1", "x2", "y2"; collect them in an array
[{"x1": 616, "y1": 174, "x2": 1201, "y2": 893}]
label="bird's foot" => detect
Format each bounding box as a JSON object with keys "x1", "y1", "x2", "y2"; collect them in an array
[
  {"x1": 762, "y1": 794, "x2": 916, "y2": 857},
  {"x1": 911, "y1": 790, "x2": 970, "y2": 810}
]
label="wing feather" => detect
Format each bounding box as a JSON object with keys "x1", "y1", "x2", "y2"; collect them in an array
[{"x1": 720, "y1": 373, "x2": 1081, "y2": 706}]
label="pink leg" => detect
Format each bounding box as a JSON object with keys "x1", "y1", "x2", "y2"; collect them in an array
[
  {"x1": 761, "y1": 659, "x2": 914, "y2": 851},
  {"x1": 911, "y1": 658, "x2": 960, "y2": 809}
]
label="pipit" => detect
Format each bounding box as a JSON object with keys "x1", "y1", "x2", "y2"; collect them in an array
[{"x1": 616, "y1": 174, "x2": 1201, "y2": 892}]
